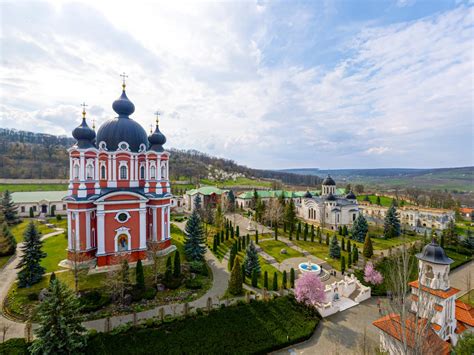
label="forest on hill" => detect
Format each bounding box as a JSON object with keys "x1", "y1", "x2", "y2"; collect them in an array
[{"x1": 0, "y1": 128, "x2": 321, "y2": 186}]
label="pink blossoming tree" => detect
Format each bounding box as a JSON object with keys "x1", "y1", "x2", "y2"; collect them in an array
[
  {"x1": 364, "y1": 262, "x2": 383, "y2": 285},
  {"x1": 295, "y1": 273, "x2": 326, "y2": 307}
]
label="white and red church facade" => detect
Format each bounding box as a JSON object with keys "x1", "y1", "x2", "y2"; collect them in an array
[{"x1": 64, "y1": 81, "x2": 174, "y2": 267}]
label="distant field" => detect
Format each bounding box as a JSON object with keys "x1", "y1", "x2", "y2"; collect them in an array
[
  {"x1": 0, "y1": 184, "x2": 68, "y2": 193},
  {"x1": 200, "y1": 177, "x2": 272, "y2": 188}
]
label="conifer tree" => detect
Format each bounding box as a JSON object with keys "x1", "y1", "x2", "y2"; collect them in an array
[
  {"x1": 318, "y1": 227, "x2": 322, "y2": 243},
  {"x1": 251, "y1": 268, "x2": 258, "y2": 287},
  {"x1": 303, "y1": 223, "x2": 308, "y2": 241},
  {"x1": 0, "y1": 222, "x2": 16, "y2": 256},
  {"x1": 341, "y1": 237, "x2": 345, "y2": 251},
  {"x1": 347, "y1": 240, "x2": 351, "y2": 254},
  {"x1": 255, "y1": 230, "x2": 259, "y2": 244},
  {"x1": 353, "y1": 246, "x2": 359, "y2": 264},
  {"x1": 376, "y1": 195, "x2": 381, "y2": 205},
  {"x1": 348, "y1": 251, "x2": 352, "y2": 268},
  {"x1": 338, "y1": 226, "x2": 343, "y2": 235},
  {"x1": 236, "y1": 225, "x2": 240, "y2": 239},
  {"x1": 229, "y1": 245, "x2": 236, "y2": 271},
  {"x1": 29, "y1": 278, "x2": 86, "y2": 355},
  {"x1": 296, "y1": 227, "x2": 300, "y2": 241},
  {"x1": 238, "y1": 237, "x2": 242, "y2": 252},
  {"x1": 326, "y1": 232, "x2": 330, "y2": 245},
  {"x1": 213, "y1": 235, "x2": 218, "y2": 252},
  {"x1": 184, "y1": 209, "x2": 206, "y2": 262},
  {"x1": 342, "y1": 225, "x2": 348, "y2": 236},
  {"x1": 231, "y1": 227, "x2": 234, "y2": 239},
  {"x1": 173, "y1": 250, "x2": 181, "y2": 278},
  {"x1": 282, "y1": 270, "x2": 287, "y2": 289},
  {"x1": 363, "y1": 234, "x2": 374, "y2": 259},
  {"x1": 329, "y1": 234, "x2": 341, "y2": 259},
  {"x1": 121, "y1": 259, "x2": 131, "y2": 293},
  {"x1": 246, "y1": 234, "x2": 250, "y2": 246},
  {"x1": 311, "y1": 224, "x2": 315, "y2": 242},
  {"x1": 384, "y1": 205, "x2": 401, "y2": 239},
  {"x1": 222, "y1": 230, "x2": 226, "y2": 242},
  {"x1": 1, "y1": 190, "x2": 19, "y2": 225},
  {"x1": 290, "y1": 268, "x2": 295, "y2": 288},
  {"x1": 135, "y1": 259, "x2": 145, "y2": 290},
  {"x1": 243, "y1": 242, "x2": 261, "y2": 277},
  {"x1": 351, "y1": 214, "x2": 369, "y2": 242},
  {"x1": 341, "y1": 256, "x2": 346, "y2": 274},
  {"x1": 17, "y1": 222, "x2": 46, "y2": 287},
  {"x1": 165, "y1": 256, "x2": 172, "y2": 282},
  {"x1": 226, "y1": 228, "x2": 229, "y2": 240},
  {"x1": 272, "y1": 272, "x2": 278, "y2": 291},
  {"x1": 264, "y1": 270, "x2": 269, "y2": 289},
  {"x1": 220, "y1": 231, "x2": 224, "y2": 243},
  {"x1": 228, "y1": 257, "x2": 243, "y2": 295},
  {"x1": 29, "y1": 207, "x2": 34, "y2": 218},
  {"x1": 241, "y1": 263, "x2": 246, "y2": 283},
  {"x1": 227, "y1": 190, "x2": 236, "y2": 212}
]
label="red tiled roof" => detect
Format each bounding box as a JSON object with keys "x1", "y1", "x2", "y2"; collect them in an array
[
  {"x1": 455, "y1": 321, "x2": 467, "y2": 334},
  {"x1": 373, "y1": 313, "x2": 450, "y2": 355},
  {"x1": 431, "y1": 323, "x2": 441, "y2": 331},
  {"x1": 455, "y1": 300, "x2": 474, "y2": 327},
  {"x1": 434, "y1": 304, "x2": 443, "y2": 312},
  {"x1": 409, "y1": 280, "x2": 460, "y2": 299},
  {"x1": 459, "y1": 207, "x2": 473, "y2": 214}
]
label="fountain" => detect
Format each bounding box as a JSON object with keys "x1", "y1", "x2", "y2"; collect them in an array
[{"x1": 298, "y1": 260, "x2": 321, "y2": 275}]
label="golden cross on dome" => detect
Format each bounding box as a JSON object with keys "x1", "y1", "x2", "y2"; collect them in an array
[
  {"x1": 154, "y1": 110, "x2": 161, "y2": 125},
  {"x1": 92, "y1": 119, "x2": 96, "y2": 130},
  {"x1": 120, "y1": 72, "x2": 128, "y2": 89},
  {"x1": 81, "y1": 102, "x2": 88, "y2": 118},
  {"x1": 149, "y1": 124, "x2": 153, "y2": 134}
]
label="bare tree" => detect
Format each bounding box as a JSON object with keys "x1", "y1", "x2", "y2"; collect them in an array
[
  {"x1": 148, "y1": 242, "x2": 163, "y2": 287},
  {"x1": 1, "y1": 324, "x2": 11, "y2": 343},
  {"x1": 264, "y1": 199, "x2": 283, "y2": 230}
]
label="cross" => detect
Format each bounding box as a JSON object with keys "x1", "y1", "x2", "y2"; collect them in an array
[
  {"x1": 81, "y1": 102, "x2": 88, "y2": 117},
  {"x1": 149, "y1": 124, "x2": 153, "y2": 134},
  {"x1": 120, "y1": 72, "x2": 128, "y2": 88},
  {"x1": 154, "y1": 110, "x2": 161, "y2": 125}
]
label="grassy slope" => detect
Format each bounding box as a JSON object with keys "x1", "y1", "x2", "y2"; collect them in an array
[
  {"x1": 11, "y1": 220, "x2": 57, "y2": 243},
  {"x1": 258, "y1": 239, "x2": 303, "y2": 263},
  {"x1": 0, "y1": 184, "x2": 68, "y2": 192},
  {"x1": 200, "y1": 176, "x2": 272, "y2": 188}
]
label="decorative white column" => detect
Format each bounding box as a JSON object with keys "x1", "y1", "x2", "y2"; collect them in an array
[
  {"x1": 157, "y1": 158, "x2": 162, "y2": 180},
  {"x1": 75, "y1": 212, "x2": 80, "y2": 250},
  {"x1": 139, "y1": 208, "x2": 147, "y2": 249},
  {"x1": 152, "y1": 208, "x2": 157, "y2": 241},
  {"x1": 94, "y1": 157, "x2": 100, "y2": 192},
  {"x1": 161, "y1": 207, "x2": 165, "y2": 240},
  {"x1": 107, "y1": 154, "x2": 112, "y2": 180},
  {"x1": 112, "y1": 155, "x2": 117, "y2": 181},
  {"x1": 130, "y1": 156, "x2": 135, "y2": 182},
  {"x1": 67, "y1": 211, "x2": 72, "y2": 249},
  {"x1": 167, "y1": 206, "x2": 170, "y2": 240},
  {"x1": 86, "y1": 211, "x2": 91, "y2": 250},
  {"x1": 97, "y1": 211, "x2": 105, "y2": 255}
]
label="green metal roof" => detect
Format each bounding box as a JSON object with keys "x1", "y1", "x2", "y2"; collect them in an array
[
  {"x1": 186, "y1": 186, "x2": 227, "y2": 196},
  {"x1": 12, "y1": 191, "x2": 67, "y2": 203},
  {"x1": 237, "y1": 190, "x2": 321, "y2": 199}
]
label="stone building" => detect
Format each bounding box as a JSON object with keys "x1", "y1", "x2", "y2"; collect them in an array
[{"x1": 12, "y1": 191, "x2": 67, "y2": 217}]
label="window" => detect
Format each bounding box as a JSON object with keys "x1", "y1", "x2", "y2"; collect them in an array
[
  {"x1": 73, "y1": 164, "x2": 79, "y2": 179},
  {"x1": 161, "y1": 164, "x2": 166, "y2": 179},
  {"x1": 21, "y1": 206, "x2": 25, "y2": 213},
  {"x1": 115, "y1": 211, "x2": 131, "y2": 223},
  {"x1": 86, "y1": 164, "x2": 94, "y2": 179},
  {"x1": 101, "y1": 165, "x2": 106, "y2": 180},
  {"x1": 119, "y1": 165, "x2": 128, "y2": 180},
  {"x1": 140, "y1": 165, "x2": 145, "y2": 179},
  {"x1": 63, "y1": 204, "x2": 66, "y2": 210},
  {"x1": 150, "y1": 165, "x2": 156, "y2": 179},
  {"x1": 33, "y1": 206, "x2": 37, "y2": 212}
]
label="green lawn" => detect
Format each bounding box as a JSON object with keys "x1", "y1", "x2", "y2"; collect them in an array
[
  {"x1": 258, "y1": 239, "x2": 303, "y2": 263},
  {"x1": 41, "y1": 233, "x2": 68, "y2": 273},
  {"x1": 356, "y1": 194, "x2": 412, "y2": 207},
  {"x1": 0, "y1": 184, "x2": 68, "y2": 193},
  {"x1": 47, "y1": 217, "x2": 67, "y2": 229},
  {"x1": 11, "y1": 219, "x2": 57, "y2": 243},
  {"x1": 290, "y1": 239, "x2": 351, "y2": 271},
  {"x1": 458, "y1": 290, "x2": 474, "y2": 307},
  {"x1": 446, "y1": 249, "x2": 473, "y2": 269}
]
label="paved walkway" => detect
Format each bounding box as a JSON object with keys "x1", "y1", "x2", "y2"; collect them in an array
[
  {"x1": 0, "y1": 228, "x2": 64, "y2": 340},
  {"x1": 225, "y1": 212, "x2": 272, "y2": 235}
]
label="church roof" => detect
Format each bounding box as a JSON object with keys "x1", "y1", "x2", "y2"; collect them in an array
[
  {"x1": 408, "y1": 280, "x2": 460, "y2": 299},
  {"x1": 186, "y1": 186, "x2": 227, "y2": 196},
  {"x1": 12, "y1": 191, "x2": 67, "y2": 203},
  {"x1": 416, "y1": 239, "x2": 453, "y2": 265},
  {"x1": 455, "y1": 300, "x2": 474, "y2": 327},
  {"x1": 322, "y1": 175, "x2": 336, "y2": 186}
]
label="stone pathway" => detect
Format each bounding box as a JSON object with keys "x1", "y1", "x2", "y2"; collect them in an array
[{"x1": 0, "y1": 228, "x2": 64, "y2": 341}]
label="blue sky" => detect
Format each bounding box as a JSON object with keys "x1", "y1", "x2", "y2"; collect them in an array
[{"x1": 0, "y1": 0, "x2": 473, "y2": 169}]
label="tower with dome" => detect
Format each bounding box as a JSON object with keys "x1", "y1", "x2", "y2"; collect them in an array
[{"x1": 63, "y1": 77, "x2": 174, "y2": 267}]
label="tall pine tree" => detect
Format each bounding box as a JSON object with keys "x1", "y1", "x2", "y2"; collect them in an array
[
  {"x1": 329, "y1": 234, "x2": 341, "y2": 259},
  {"x1": 351, "y1": 214, "x2": 369, "y2": 242},
  {"x1": 1, "y1": 190, "x2": 19, "y2": 225},
  {"x1": 384, "y1": 205, "x2": 401, "y2": 239},
  {"x1": 184, "y1": 209, "x2": 206, "y2": 261},
  {"x1": 17, "y1": 222, "x2": 46, "y2": 287},
  {"x1": 0, "y1": 222, "x2": 16, "y2": 256},
  {"x1": 29, "y1": 278, "x2": 86, "y2": 354},
  {"x1": 363, "y1": 234, "x2": 374, "y2": 259},
  {"x1": 243, "y1": 242, "x2": 261, "y2": 277},
  {"x1": 135, "y1": 259, "x2": 145, "y2": 290},
  {"x1": 228, "y1": 257, "x2": 243, "y2": 295},
  {"x1": 173, "y1": 250, "x2": 181, "y2": 277}
]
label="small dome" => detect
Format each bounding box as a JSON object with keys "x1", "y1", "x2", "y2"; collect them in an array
[
  {"x1": 325, "y1": 193, "x2": 336, "y2": 201},
  {"x1": 72, "y1": 117, "x2": 96, "y2": 149},
  {"x1": 112, "y1": 90, "x2": 135, "y2": 117},
  {"x1": 416, "y1": 239, "x2": 453, "y2": 265},
  {"x1": 322, "y1": 175, "x2": 336, "y2": 186},
  {"x1": 346, "y1": 191, "x2": 356, "y2": 200},
  {"x1": 303, "y1": 191, "x2": 313, "y2": 198},
  {"x1": 148, "y1": 124, "x2": 167, "y2": 152}
]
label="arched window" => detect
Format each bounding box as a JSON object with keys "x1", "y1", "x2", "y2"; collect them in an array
[
  {"x1": 73, "y1": 164, "x2": 79, "y2": 179},
  {"x1": 161, "y1": 164, "x2": 166, "y2": 180},
  {"x1": 150, "y1": 165, "x2": 156, "y2": 179},
  {"x1": 86, "y1": 164, "x2": 94, "y2": 179},
  {"x1": 140, "y1": 165, "x2": 145, "y2": 179},
  {"x1": 119, "y1": 165, "x2": 128, "y2": 180},
  {"x1": 100, "y1": 165, "x2": 106, "y2": 180}
]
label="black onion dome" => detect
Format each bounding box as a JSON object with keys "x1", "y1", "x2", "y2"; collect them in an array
[
  {"x1": 325, "y1": 193, "x2": 336, "y2": 201},
  {"x1": 72, "y1": 117, "x2": 96, "y2": 149},
  {"x1": 303, "y1": 191, "x2": 313, "y2": 198},
  {"x1": 148, "y1": 124, "x2": 167, "y2": 152},
  {"x1": 346, "y1": 191, "x2": 356, "y2": 200},
  {"x1": 322, "y1": 175, "x2": 336, "y2": 186},
  {"x1": 96, "y1": 88, "x2": 148, "y2": 152},
  {"x1": 416, "y1": 239, "x2": 453, "y2": 265}
]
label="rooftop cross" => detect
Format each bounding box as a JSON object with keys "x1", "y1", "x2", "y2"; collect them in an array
[
  {"x1": 154, "y1": 110, "x2": 161, "y2": 125},
  {"x1": 120, "y1": 72, "x2": 128, "y2": 89},
  {"x1": 81, "y1": 102, "x2": 88, "y2": 118}
]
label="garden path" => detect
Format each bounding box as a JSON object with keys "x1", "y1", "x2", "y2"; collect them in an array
[{"x1": 0, "y1": 228, "x2": 64, "y2": 341}]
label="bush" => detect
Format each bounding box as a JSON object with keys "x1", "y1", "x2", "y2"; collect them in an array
[
  {"x1": 0, "y1": 338, "x2": 29, "y2": 355},
  {"x1": 188, "y1": 261, "x2": 208, "y2": 276},
  {"x1": 27, "y1": 292, "x2": 39, "y2": 301},
  {"x1": 185, "y1": 279, "x2": 203, "y2": 290},
  {"x1": 56, "y1": 214, "x2": 63, "y2": 221},
  {"x1": 164, "y1": 277, "x2": 182, "y2": 290},
  {"x1": 80, "y1": 290, "x2": 111, "y2": 313}
]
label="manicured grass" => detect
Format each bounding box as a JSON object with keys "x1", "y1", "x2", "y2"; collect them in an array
[
  {"x1": 11, "y1": 219, "x2": 57, "y2": 243},
  {"x1": 258, "y1": 239, "x2": 303, "y2": 263},
  {"x1": 41, "y1": 233, "x2": 68, "y2": 272},
  {"x1": 47, "y1": 217, "x2": 67, "y2": 229},
  {"x1": 85, "y1": 295, "x2": 319, "y2": 355},
  {"x1": 459, "y1": 290, "x2": 474, "y2": 307},
  {"x1": 0, "y1": 183, "x2": 68, "y2": 193},
  {"x1": 290, "y1": 239, "x2": 351, "y2": 271},
  {"x1": 355, "y1": 194, "x2": 412, "y2": 207},
  {"x1": 446, "y1": 249, "x2": 473, "y2": 269},
  {"x1": 234, "y1": 247, "x2": 283, "y2": 289}
]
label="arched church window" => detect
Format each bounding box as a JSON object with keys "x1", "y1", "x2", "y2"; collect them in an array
[
  {"x1": 150, "y1": 166, "x2": 156, "y2": 179},
  {"x1": 161, "y1": 163, "x2": 166, "y2": 180},
  {"x1": 119, "y1": 165, "x2": 128, "y2": 180},
  {"x1": 100, "y1": 165, "x2": 106, "y2": 180},
  {"x1": 73, "y1": 164, "x2": 79, "y2": 180},
  {"x1": 140, "y1": 165, "x2": 145, "y2": 179},
  {"x1": 86, "y1": 164, "x2": 94, "y2": 179}
]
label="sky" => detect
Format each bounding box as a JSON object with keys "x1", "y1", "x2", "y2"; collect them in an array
[{"x1": 0, "y1": 0, "x2": 473, "y2": 170}]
